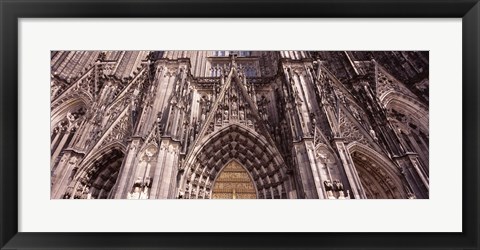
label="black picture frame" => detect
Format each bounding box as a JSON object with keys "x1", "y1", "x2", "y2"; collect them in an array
[{"x1": 1, "y1": 0, "x2": 479, "y2": 249}]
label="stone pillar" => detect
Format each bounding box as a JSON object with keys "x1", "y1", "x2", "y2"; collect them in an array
[
  {"x1": 409, "y1": 155, "x2": 429, "y2": 189},
  {"x1": 113, "y1": 138, "x2": 142, "y2": 199},
  {"x1": 51, "y1": 151, "x2": 82, "y2": 199},
  {"x1": 291, "y1": 142, "x2": 319, "y2": 199},
  {"x1": 407, "y1": 133, "x2": 429, "y2": 170},
  {"x1": 333, "y1": 139, "x2": 367, "y2": 199},
  {"x1": 150, "y1": 139, "x2": 180, "y2": 199},
  {"x1": 304, "y1": 141, "x2": 326, "y2": 199},
  {"x1": 394, "y1": 154, "x2": 429, "y2": 198},
  {"x1": 50, "y1": 130, "x2": 63, "y2": 151},
  {"x1": 50, "y1": 131, "x2": 72, "y2": 168}
]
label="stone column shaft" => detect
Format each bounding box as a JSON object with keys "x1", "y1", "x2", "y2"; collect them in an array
[
  {"x1": 113, "y1": 139, "x2": 141, "y2": 199},
  {"x1": 334, "y1": 140, "x2": 367, "y2": 199}
]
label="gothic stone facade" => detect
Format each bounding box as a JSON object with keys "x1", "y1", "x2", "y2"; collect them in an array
[{"x1": 50, "y1": 51, "x2": 429, "y2": 199}]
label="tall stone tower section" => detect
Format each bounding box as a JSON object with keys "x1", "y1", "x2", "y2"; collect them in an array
[{"x1": 50, "y1": 51, "x2": 429, "y2": 199}]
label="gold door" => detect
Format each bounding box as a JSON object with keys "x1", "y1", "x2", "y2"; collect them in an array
[{"x1": 211, "y1": 161, "x2": 257, "y2": 199}]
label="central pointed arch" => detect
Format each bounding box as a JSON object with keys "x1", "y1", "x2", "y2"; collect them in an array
[
  {"x1": 212, "y1": 160, "x2": 257, "y2": 199},
  {"x1": 180, "y1": 123, "x2": 291, "y2": 199}
]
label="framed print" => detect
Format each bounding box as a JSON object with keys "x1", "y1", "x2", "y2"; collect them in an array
[{"x1": 1, "y1": 0, "x2": 479, "y2": 249}]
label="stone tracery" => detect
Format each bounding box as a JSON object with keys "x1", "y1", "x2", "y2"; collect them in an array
[
  {"x1": 180, "y1": 124, "x2": 289, "y2": 199},
  {"x1": 50, "y1": 51, "x2": 429, "y2": 199}
]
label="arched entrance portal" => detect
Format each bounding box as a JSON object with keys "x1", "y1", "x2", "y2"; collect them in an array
[
  {"x1": 68, "y1": 148, "x2": 125, "y2": 199},
  {"x1": 212, "y1": 161, "x2": 257, "y2": 199},
  {"x1": 180, "y1": 124, "x2": 290, "y2": 199},
  {"x1": 350, "y1": 149, "x2": 406, "y2": 199}
]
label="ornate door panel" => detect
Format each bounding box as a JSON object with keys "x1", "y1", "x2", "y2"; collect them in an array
[{"x1": 212, "y1": 161, "x2": 257, "y2": 199}]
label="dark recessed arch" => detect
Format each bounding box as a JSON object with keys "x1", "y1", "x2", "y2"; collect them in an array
[{"x1": 68, "y1": 143, "x2": 127, "y2": 199}]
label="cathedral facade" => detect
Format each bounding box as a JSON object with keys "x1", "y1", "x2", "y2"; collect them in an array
[{"x1": 50, "y1": 51, "x2": 429, "y2": 199}]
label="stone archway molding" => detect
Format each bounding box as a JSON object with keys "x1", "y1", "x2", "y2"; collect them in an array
[
  {"x1": 180, "y1": 123, "x2": 290, "y2": 199},
  {"x1": 382, "y1": 92, "x2": 429, "y2": 132},
  {"x1": 347, "y1": 142, "x2": 408, "y2": 199}
]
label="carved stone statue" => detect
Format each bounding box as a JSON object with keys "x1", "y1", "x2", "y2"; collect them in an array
[
  {"x1": 239, "y1": 110, "x2": 245, "y2": 121},
  {"x1": 370, "y1": 129, "x2": 378, "y2": 140},
  {"x1": 66, "y1": 112, "x2": 76, "y2": 125},
  {"x1": 324, "y1": 180, "x2": 333, "y2": 191},
  {"x1": 178, "y1": 189, "x2": 184, "y2": 199},
  {"x1": 324, "y1": 180, "x2": 335, "y2": 199},
  {"x1": 333, "y1": 180, "x2": 344, "y2": 191},
  {"x1": 223, "y1": 110, "x2": 229, "y2": 120}
]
